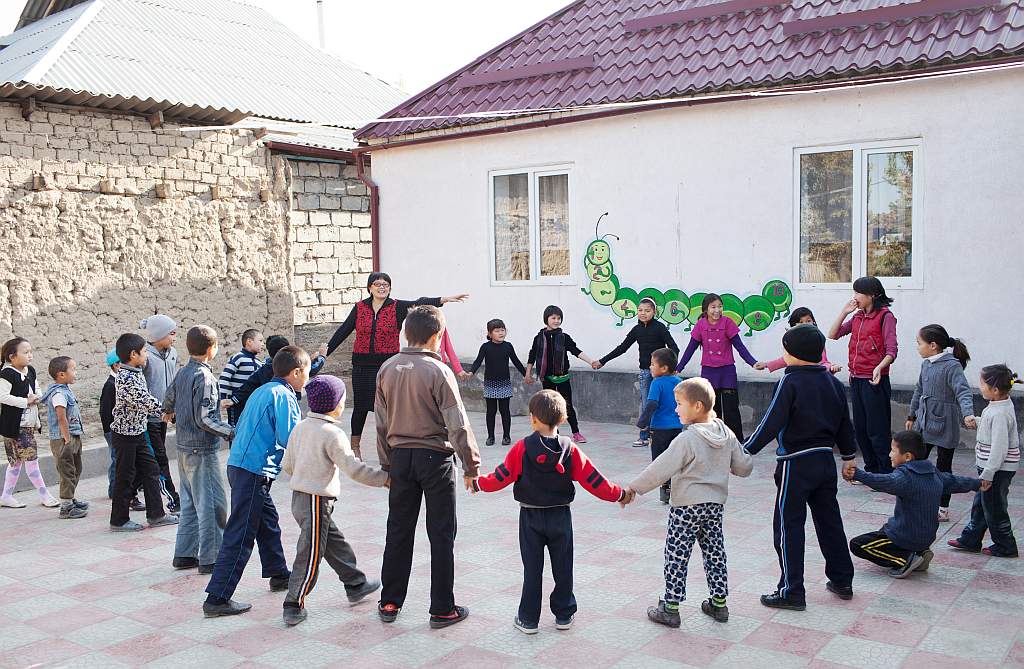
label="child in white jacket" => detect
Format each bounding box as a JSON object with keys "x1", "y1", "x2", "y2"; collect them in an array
[
  {"x1": 280, "y1": 375, "x2": 389, "y2": 626},
  {"x1": 625, "y1": 377, "x2": 752, "y2": 627}
]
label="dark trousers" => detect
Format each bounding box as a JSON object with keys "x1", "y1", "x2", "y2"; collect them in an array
[
  {"x1": 380, "y1": 448, "x2": 457, "y2": 615},
  {"x1": 714, "y1": 389, "x2": 743, "y2": 442},
  {"x1": 143, "y1": 422, "x2": 178, "y2": 502},
  {"x1": 772, "y1": 452, "x2": 854, "y2": 601},
  {"x1": 285, "y1": 492, "x2": 366, "y2": 608},
  {"x1": 958, "y1": 469, "x2": 1018, "y2": 556},
  {"x1": 850, "y1": 377, "x2": 893, "y2": 473},
  {"x1": 486, "y1": 398, "x2": 512, "y2": 440},
  {"x1": 542, "y1": 378, "x2": 579, "y2": 433},
  {"x1": 651, "y1": 428, "x2": 682, "y2": 494},
  {"x1": 850, "y1": 530, "x2": 915, "y2": 570},
  {"x1": 110, "y1": 432, "x2": 166, "y2": 526},
  {"x1": 519, "y1": 506, "x2": 576, "y2": 624},
  {"x1": 925, "y1": 443, "x2": 955, "y2": 507},
  {"x1": 205, "y1": 465, "x2": 289, "y2": 602}
]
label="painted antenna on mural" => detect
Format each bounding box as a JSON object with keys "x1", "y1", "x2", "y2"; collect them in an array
[{"x1": 580, "y1": 213, "x2": 793, "y2": 335}]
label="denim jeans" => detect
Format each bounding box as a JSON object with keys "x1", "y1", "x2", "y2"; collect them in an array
[
  {"x1": 959, "y1": 468, "x2": 1018, "y2": 556},
  {"x1": 637, "y1": 370, "x2": 653, "y2": 441},
  {"x1": 174, "y1": 449, "x2": 229, "y2": 566},
  {"x1": 104, "y1": 432, "x2": 115, "y2": 498}
]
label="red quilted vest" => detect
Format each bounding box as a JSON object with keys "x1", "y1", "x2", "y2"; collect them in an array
[
  {"x1": 353, "y1": 300, "x2": 400, "y2": 355},
  {"x1": 847, "y1": 307, "x2": 892, "y2": 379}
]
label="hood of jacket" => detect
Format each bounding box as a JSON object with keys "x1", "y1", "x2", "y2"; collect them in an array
[
  {"x1": 902, "y1": 459, "x2": 938, "y2": 476},
  {"x1": 687, "y1": 417, "x2": 734, "y2": 449}
]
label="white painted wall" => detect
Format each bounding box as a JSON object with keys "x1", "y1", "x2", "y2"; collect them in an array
[{"x1": 371, "y1": 68, "x2": 1024, "y2": 388}]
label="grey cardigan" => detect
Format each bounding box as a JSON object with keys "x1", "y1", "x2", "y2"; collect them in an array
[{"x1": 909, "y1": 353, "x2": 975, "y2": 450}]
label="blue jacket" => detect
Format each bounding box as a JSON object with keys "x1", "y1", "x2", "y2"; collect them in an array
[
  {"x1": 854, "y1": 460, "x2": 980, "y2": 551},
  {"x1": 227, "y1": 379, "x2": 301, "y2": 478},
  {"x1": 744, "y1": 365, "x2": 856, "y2": 461}
]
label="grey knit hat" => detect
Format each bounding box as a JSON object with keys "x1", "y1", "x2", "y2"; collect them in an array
[{"x1": 140, "y1": 314, "x2": 176, "y2": 342}]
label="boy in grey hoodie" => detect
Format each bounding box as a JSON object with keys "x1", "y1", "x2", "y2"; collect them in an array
[
  {"x1": 141, "y1": 314, "x2": 180, "y2": 511},
  {"x1": 626, "y1": 377, "x2": 753, "y2": 626}
]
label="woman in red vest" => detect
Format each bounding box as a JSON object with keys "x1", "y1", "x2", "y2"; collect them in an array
[
  {"x1": 326, "y1": 272, "x2": 468, "y2": 458},
  {"x1": 827, "y1": 276, "x2": 898, "y2": 474}
]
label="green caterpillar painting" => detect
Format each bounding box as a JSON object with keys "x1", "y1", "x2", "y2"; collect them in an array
[{"x1": 582, "y1": 214, "x2": 793, "y2": 335}]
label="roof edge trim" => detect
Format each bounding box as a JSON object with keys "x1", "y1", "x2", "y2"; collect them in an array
[
  {"x1": 21, "y1": 0, "x2": 105, "y2": 84},
  {"x1": 782, "y1": 0, "x2": 1003, "y2": 35},
  {"x1": 458, "y1": 54, "x2": 596, "y2": 89},
  {"x1": 624, "y1": 0, "x2": 791, "y2": 32}
]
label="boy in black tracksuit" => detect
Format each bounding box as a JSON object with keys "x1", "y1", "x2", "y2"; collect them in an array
[
  {"x1": 472, "y1": 390, "x2": 626, "y2": 634},
  {"x1": 743, "y1": 325, "x2": 856, "y2": 610}
]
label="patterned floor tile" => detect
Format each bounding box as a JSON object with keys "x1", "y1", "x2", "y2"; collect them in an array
[
  {"x1": 917, "y1": 625, "x2": 1014, "y2": 663},
  {"x1": 816, "y1": 635, "x2": 912, "y2": 669},
  {"x1": 368, "y1": 631, "x2": 460, "y2": 668}
]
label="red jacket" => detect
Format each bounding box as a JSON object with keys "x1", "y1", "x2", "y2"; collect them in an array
[
  {"x1": 837, "y1": 307, "x2": 897, "y2": 379},
  {"x1": 474, "y1": 433, "x2": 624, "y2": 505}
]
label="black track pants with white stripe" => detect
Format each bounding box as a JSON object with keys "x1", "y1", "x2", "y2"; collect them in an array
[
  {"x1": 772, "y1": 451, "x2": 854, "y2": 602},
  {"x1": 285, "y1": 491, "x2": 367, "y2": 608}
]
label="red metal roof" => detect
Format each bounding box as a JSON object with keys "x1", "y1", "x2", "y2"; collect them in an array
[{"x1": 356, "y1": 0, "x2": 1024, "y2": 140}]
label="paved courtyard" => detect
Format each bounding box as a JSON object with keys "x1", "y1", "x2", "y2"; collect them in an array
[{"x1": 1, "y1": 412, "x2": 1022, "y2": 669}]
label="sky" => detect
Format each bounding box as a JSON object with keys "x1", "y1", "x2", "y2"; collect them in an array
[{"x1": 0, "y1": 0, "x2": 569, "y2": 95}]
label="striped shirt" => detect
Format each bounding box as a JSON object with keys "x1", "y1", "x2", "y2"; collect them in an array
[
  {"x1": 975, "y1": 399, "x2": 1020, "y2": 480},
  {"x1": 218, "y1": 350, "x2": 263, "y2": 400}
]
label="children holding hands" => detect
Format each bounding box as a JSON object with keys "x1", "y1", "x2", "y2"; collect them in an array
[{"x1": 625, "y1": 377, "x2": 752, "y2": 626}]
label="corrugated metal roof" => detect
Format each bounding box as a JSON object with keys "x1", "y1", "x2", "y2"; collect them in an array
[
  {"x1": 16, "y1": 0, "x2": 91, "y2": 30},
  {"x1": 233, "y1": 117, "x2": 357, "y2": 152},
  {"x1": 357, "y1": 0, "x2": 1024, "y2": 140},
  {"x1": 0, "y1": 0, "x2": 407, "y2": 126}
]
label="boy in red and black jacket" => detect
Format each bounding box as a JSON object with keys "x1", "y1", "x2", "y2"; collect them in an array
[{"x1": 472, "y1": 389, "x2": 627, "y2": 635}]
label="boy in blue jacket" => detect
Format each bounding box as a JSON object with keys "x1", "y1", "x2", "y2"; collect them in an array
[
  {"x1": 203, "y1": 345, "x2": 310, "y2": 618},
  {"x1": 843, "y1": 430, "x2": 983, "y2": 577},
  {"x1": 744, "y1": 324, "x2": 856, "y2": 611}
]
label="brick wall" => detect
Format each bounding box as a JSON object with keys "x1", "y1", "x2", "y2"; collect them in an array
[
  {"x1": 287, "y1": 158, "x2": 373, "y2": 326},
  {"x1": 0, "y1": 101, "x2": 295, "y2": 413}
]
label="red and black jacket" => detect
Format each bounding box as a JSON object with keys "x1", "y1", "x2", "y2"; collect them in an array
[
  {"x1": 474, "y1": 432, "x2": 624, "y2": 506},
  {"x1": 327, "y1": 296, "x2": 443, "y2": 367}
]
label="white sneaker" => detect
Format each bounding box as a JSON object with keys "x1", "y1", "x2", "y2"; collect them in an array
[
  {"x1": 0, "y1": 495, "x2": 26, "y2": 508},
  {"x1": 937, "y1": 508, "x2": 950, "y2": 523},
  {"x1": 40, "y1": 494, "x2": 59, "y2": 508}
]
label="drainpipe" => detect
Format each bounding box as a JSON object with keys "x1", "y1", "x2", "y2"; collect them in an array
[{"x1": 352, "y1": 147, "x2": 380, "y2": 272}]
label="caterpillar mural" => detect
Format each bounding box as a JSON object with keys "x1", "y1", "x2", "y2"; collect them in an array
[{"x1": 581, "y1": 214, "x2": 793, "y2": 335}]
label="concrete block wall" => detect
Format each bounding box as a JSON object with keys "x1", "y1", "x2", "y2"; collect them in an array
[
  {"x1": 0, "y1": 101, "x2": 295, "y2": 421},
  {"x1": 287, "y1": 159, "x2": 373, "y2": 326}
]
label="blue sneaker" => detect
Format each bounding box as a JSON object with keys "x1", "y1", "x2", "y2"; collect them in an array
[{"x1": 514, "y1": 616, "x2": 538, "y2": 635}]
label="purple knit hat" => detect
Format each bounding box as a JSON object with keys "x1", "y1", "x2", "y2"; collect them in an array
[{"x1": 305, "y1": 375, "x2": 347, "y2": 414}]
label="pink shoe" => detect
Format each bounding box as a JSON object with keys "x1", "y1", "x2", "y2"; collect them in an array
[{"x1": 572, "y1": 433, "x2": 587, "y2": 443}]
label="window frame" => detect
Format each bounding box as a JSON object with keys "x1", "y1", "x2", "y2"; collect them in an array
[
  {"x1": 488, "y1": 163, "x2": 576, "y2": 287},
  {"x1": 792, "y1": 139, "x2": 923, "y2": 290}
]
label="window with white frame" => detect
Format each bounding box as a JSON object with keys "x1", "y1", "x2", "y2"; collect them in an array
[
  {"x1": 490, "y1": 166, "x2": 572, "y2": 284},
  {"x1": 795, "y1": 141, "x2": 921, "y2": 288}
]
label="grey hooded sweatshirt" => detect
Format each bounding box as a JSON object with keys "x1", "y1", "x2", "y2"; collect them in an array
[
  {"x1": 630, "y1": 417, "x2": 753, "y2": 507},
  {"x1": 143, "y1": 343, "x2": 178, "y2": 425}
]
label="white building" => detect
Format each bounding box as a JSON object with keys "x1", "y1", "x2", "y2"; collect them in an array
[{"x1": 356, "y1": 0, "x2": 1024, "y2": 388}]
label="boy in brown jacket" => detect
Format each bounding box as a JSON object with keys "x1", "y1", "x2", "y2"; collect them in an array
[{"x1": 375, "y1": 305, "x2": 480, "y2": 629}]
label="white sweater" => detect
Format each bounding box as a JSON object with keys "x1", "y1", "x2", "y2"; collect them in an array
[
  {"x1": 281, "y1": 413, "x2": 388, "y2": 497},
  {"x1": 976, "y1": 399, "x2": 1020, "y2": 481}
]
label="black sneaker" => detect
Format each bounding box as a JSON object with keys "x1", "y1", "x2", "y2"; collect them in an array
[
  {"x1": 198, "y1": 564, "x2": 215, "y2": 575},
  {"x1": 888, "y1": 553, "x2": 926, "y2": 579},
  {"x1": 916, "y1": 549, "x2": 934, "y2": 572},
  {"x1": 513, "y1": 616, "x2": 538, "y2": 635},
  {"x1": 269, "y1": 575, "x2": 290, "y2": 592},
  {"x1": 378, "y1": 602, "x2": 400, "y2": 623},
  {"x1": 72, "y1": 499, "x2": 89, "y2": 510},
  {"x1": 502, "y1": 436, "x2": 512, "y2": 446},
  {"x1": 59, "y1": 503, "x2": 88, "y2": 519},
  {"x1": 826, "y1": 581, "x2": 853, "y2": 600},
  {"x1": 429, "y1": 605, "x2": 469, "y2": 629},
  {"x1": 283, "y1": 605, "x2": 307, "y2": 626},
  {"x1": 172, "y1": 557, "x2": 199, "y2": 570},
  {"x1": 647, "y1": 600, "x2": 680, "y2": 628},
  {"x1": 760, "y1": 591, "x2": 806, "y2": 610},
  {"x1": 203, "y1": 599, "x2": 252, "y2": 618},
  {"x1": 485, "y1": 437, "x2": 495, "y2": 446},
  {"x1": 129, "y1": 497, "x2": 146, "y2": 512},
  {"x1": 555, "y1": 614, "x2": 574, "y2": 630},
  {"x1": 701, "y1": 599, "x2": 729, "y2": 623}
]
